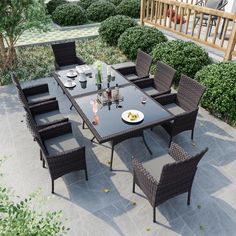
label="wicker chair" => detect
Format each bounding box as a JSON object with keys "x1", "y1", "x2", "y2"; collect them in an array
[
  {"x1": 112, "y1": 50, "x2": 153, "y2": 82},
  {"x1": 26, "y1": 113, "x2": 88, "y2": 193},
  {"x1": 51, "y1": 42, "x2": 85, "y2": 70},
  {"x1": 17, "y1": 89, "x2": 68, "y2": 130},
  {"x1": 155, "y1": 75, "x2": 206, "y2": 146},
  {"x1": 134, "y1": 61, "x2": 176, "y2": 97},
  {"x1": 11, "y1": 72, "x2": 56, "y2": 105},
  {"x1": 132, "y1": 142, "x2": 208, "y2": 222}
]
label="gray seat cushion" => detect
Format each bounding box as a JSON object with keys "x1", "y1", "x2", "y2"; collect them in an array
[
  {"x1": 27, "y1": 92, "x2": 53, "y2": 104},
  {"x1": 164, "y1": 103, "x2": 186, "y2": 116},
  {"x1": 34, "y1": 110, "x2": 64, "y2": 125},
  {"x1": 112, "y1": 61, "x2": 136, "y2": 70},
  {"x1": 59, "y1": 64, "x2": 78, "y2": 70},
  {"x1": 143, "y1": 154, "x2": 175, "y2": 181},
  {"x1": 143, "y1": 87, "x2": 159, "y2": 97},
  {"x1": 44, "y1": 133, "x2": 80, "y2": 156},
  {"x1": 125, "y1": 74, "x2": 139, "y2": 81}
]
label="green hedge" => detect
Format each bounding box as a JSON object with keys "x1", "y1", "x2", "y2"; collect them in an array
[
  {"x1": 116, "y1": 0, "x2": 140, "y2": 18},
  {"x1": 79, "y1": 0, "x2": 96, "y2": 9},
  {"x1": 118, "y1": 26, "x2": 167, "y2": 60},
  {"x1": 99, "y1": 15, "x2": 137, "y2": 46},
  {"x1": 109, "y1": 0, "x2": 122, "y2": 5},
  {"x1": 152, "y1": 40, "x2": 210, "y2": 85},
  {"x1": 195, "y1": 62, "x2": 236, "y2": 124},
  {"x1": 46, "y1": 0, "x2": 67, "y2": 15},
  {"x1": 52, "y1": 3, "x2": 87, "y2": 26},
  {"x1": 86, "y1": 1, "x2": 116, "y2": 22}
]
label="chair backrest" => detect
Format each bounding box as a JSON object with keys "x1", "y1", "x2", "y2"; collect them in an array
[
  {"x1": 205, "y1": 0, "x2": 222, "y2": 9},
  {"x1": 17, "y1": 89, "x2": 29, "y2": 108},
  {"x1": 153, "y1": 61, "x2": 176, "y2": 92},
  {"x1": 11, "y1": 72, "x2": 21, "y2": 88},
  {"x1": 177, "y1": 75, "x2": 206, "y2": 111},
  {"x1": 156, "y1": 146, "x2": 208, "y2": 205},
  {"x1": 51, "y1": 42, "x2": 77, "y2": 67},
  {"x1": 135, "y1": 50, "x2": 153, "y2": 78}
]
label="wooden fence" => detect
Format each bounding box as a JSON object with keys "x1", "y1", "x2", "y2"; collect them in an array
[{"x1": 140, "y1": 0, "x2": 236, "y2": 60}]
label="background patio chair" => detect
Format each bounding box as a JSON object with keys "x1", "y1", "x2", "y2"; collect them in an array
[
  {"x1": 112, "y1": 50, "x2": 153, "y2": 82},
  {"x1": 194, "y1": 0, "x2": 228, "y2": 36},
  {"x1": 11, "y1": 72, "x2": 56, "y2": 105},
  {"x1": 132, "y1": 142, "x2": 208, "y2": 222},
  {"x1": 26, "y1": 114, "x2": 88, "y2": 193},
  {"x1": 155, "y1": 75, "x2": 206, "y2": 146},
  {"x1": 51, "y1": 41, "x2": 85, "y2": 70},
  {"x1": 134, "y1": 61, "x2": 176, "y2": 97},
  {"x1": 17, "y1": 88, "x2": 68, "y2": 130}
]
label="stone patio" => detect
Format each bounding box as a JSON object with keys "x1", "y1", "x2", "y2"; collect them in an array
[{"x1": 1, "y1": 77, "x2": 236, "y2": 236}]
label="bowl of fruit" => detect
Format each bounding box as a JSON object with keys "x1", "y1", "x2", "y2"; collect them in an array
[{"x1": 121, "y1": 110, "x2": 144, "y2": 124}]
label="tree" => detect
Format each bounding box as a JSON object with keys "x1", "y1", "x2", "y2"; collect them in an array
[{"x1": 0, "y1": 0, "x2": 50, "y2": 71}]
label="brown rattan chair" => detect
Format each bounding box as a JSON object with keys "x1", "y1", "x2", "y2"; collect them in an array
[
  {"x1": 155, "y1": 75, "x2": 206, "y2": 146},
  {"x1": 26, "y1": 113, "x2": 88, "y2": 193},
  {"x1": 51, "y1": 42, "x2": 85, "y2": 70},
  {"x1": 17, "y1": 89, "x2": 68, "y2": 130},
  {"x1": 112, "y1": 50, "x2": 153, "y2": 82},
  {"x1": 11, "y1": 72, "x2": 56, "y2": 105},
  {"x1": 132, "y1": 142, "x2": 208, "y2": 222},
  {"x1": 134, "y1": 61, "x2": 176, "y2": 97}
]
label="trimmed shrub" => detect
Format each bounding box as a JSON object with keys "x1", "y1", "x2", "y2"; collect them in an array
[
  {"x1": 86, "y1": 1, "x2": 116, "y2": 22},
  {"x1": 109, "y1": 0, "x2": 122, "y2": 5},
  {"x1": 99, "y1": 15, "x2": 137, "y2": 46},
  {"x1": 195, "y1": 62, "x2": 236, "y2": 124},
  {"x1": 118, "y1": 26, "x2": 167, "y2": 60},
  {"x1": 52, "y1": 3, "x2": 87, "y2": 26},
  {"x1": 152, "y1": 40, "x2": 210, "y2": 85},
  {"x1": 116, "y1": 0, "x2": 140, "y2": 18},
  {"x1": 79, "y1": 0, "x2": 96, "y2": 9},
  {"x1": 46, "y1": 0, "x2": 67, "y2": 15}
]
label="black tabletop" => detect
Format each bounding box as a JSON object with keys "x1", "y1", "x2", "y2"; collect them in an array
[{"x1": 74, "y1": 84, "x2": 174, "y2": 143}]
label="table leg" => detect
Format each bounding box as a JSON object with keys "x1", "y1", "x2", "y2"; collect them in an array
[
  {"x1": 142, "y1": 133, "x2": 152, "y2": 155},
  {"x1": 110, "y1": 141, "x2": 115, "y2": 171}
]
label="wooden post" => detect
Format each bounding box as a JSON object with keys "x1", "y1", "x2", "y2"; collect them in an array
[
  {"x1": 140, "y1": 0, "x2": 146, "y2": 25},
  {"x1": 224, "y1": 15, "x2": 236, "y2": 61}
]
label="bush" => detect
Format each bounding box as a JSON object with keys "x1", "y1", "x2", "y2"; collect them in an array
[
  {"x1": 46, "y1": 0, "x2": 67, "y2": 15},
  {"x1": 116, "y1": 0, "x2": 140, "y2": 18},
  {"x1": 52, "y1": 3, "x2": 87, "y2": 26},
  {"x1": 152, "y1": 40, "x2": 210, "y2": 85},
  {"x1": 86, "y1": 1, "x2": 116, "y2": 22},
  {"x1": 195, "y1": 62, "x2": 236, "y2": 124},
  {"x1": 109, "y1": 0, "x2": 122, "y2": 5},
  {"x1": 99, "y1": 15, "x2": 137, "y2": 46},
  {"x1": 79, "y1": 0, "x2": 96, "y2": 9},
  {"x1": 118, "y1": 26, "x2": 167, "y2": 60}
]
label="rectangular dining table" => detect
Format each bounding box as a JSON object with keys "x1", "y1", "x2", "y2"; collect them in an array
[{"x1": 53, "y1": 64, "x2": 174, "y2": 170}]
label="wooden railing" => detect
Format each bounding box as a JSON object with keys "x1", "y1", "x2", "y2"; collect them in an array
[{"x1": 140, "y1": 0, "x2": 236, "y2": 60}]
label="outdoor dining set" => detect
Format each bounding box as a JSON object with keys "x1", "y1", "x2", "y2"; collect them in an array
[{"x1": 12, "y1": 41, "x2": 208, "y2": 222}]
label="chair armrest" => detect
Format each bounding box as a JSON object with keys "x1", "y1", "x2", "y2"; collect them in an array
[
  {"x1": 169, "y1": 143, "x2": 191, "y2": 161},
  {"x1": 173, "y1": 108, "x2": 198, "y2": 126},
  {"x1": 39, "y1": 122, "x2": 72, "y2": 140},
  {"x1": 54, "y1": 61, "x2": 61, "y2": 70},
  {"x1": 29, "y1": 100, "x2": 59, "y2": 115},
  {"x1": 76, "y1": 56, "x2": 86, "y2": 65},
  {"x1": 23, "y1": 83, "x2": 49, "y2": 96},
  {"x1": 117, "y1": 66, "x2": 136, "y2": 76},
  {"x1": 134, "y1": 78, "x2": 154, "y2": 89},
  {"x1": 154, "y1": 93, "x2": 177, "y2": 105},
  {"x1": 132, "y1": 158, "x2": 158, "y2": 207}
]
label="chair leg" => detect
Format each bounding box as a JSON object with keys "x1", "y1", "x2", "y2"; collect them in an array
[
  {"x1": 82, "y1": 121, "x2": 85, "y2": 129},
  {"x1": 142, "y1": 133, "x2": 152, "y2": 155},
  {"x1": 168, "y1": 135, "x2": 172, "y2": 148},
  {"x1": 132, "y1": 177, "x2": 135, "y2": 193},
  {"x1": 40, "y1": 150, "x2": 42, "y2": 161},
  {"x1": 51, "y1": 179, "x2": 54, "y2": 194},
  {"x1": 153, "y1": 207, "x2": 156, "y2": 223},
  {"x1": 91, "y1": 136, "x2": 95, "y2": 142},
  {"x1": 110, "y1": 141, "x2": 115, "y2": 171},
  {"x1": 191, "y1": 128, "x2": 194, "y2": 140},
  {"x1": 70, "y1": 104, "x2": 73, "y2": 110},
  {"x1": 187, "y1": 189, "x2": 191, "y2": 205},
  {"x1": 85, "y1": 169, "x2": 88, "y2": 181},
  {"x1": 42, "y1": 158, "x2": 46, "y2": 168}
]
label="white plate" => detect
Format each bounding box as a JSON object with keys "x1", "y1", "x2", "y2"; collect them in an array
[
  {"x1": 66, "y1": 71, "x2": 77, "y2": 78},
  {"x1": 64, "y1": 81, "x2": 76, "y2": 88},
  {"x1": 121, "y1": 110, "x2": 144, "y2": 123}
]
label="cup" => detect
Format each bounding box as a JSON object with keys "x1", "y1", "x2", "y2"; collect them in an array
[
  {"x1": 141, "y1": 96, "x2": 147, "y2": 104},
  {"x1": 67, "y1": 79, "x2": 72, "y2": 87}
]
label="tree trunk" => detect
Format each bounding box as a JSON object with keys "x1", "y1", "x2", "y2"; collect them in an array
[{"x1": 0, "y1": 33, "x2": 7, "y2": 70}]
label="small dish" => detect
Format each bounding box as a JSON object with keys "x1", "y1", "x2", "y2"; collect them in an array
[{"x1": 121, "y1": 110, "x2": 144, "y2": 123}]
